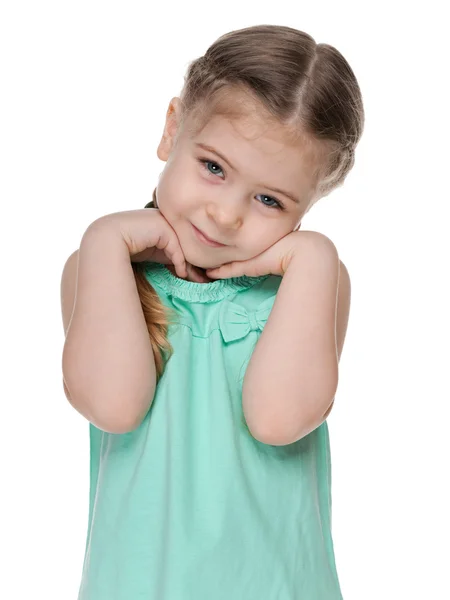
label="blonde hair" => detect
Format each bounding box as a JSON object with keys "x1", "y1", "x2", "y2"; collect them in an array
[{"x1": 133, "y1": 24, "x2": 365, "y2": 379}]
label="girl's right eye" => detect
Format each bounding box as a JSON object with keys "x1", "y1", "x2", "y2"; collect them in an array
[{"x1": 198, "y1": 158, "x2": 225, "y2": 179}]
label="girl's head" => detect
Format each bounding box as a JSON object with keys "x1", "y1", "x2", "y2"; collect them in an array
[
  {"x1": 150, "y1": 25, "x2": 364, "y2": 270},
  {"x1": 135, "y1": 24, "x2": 364, "y2": 376}
]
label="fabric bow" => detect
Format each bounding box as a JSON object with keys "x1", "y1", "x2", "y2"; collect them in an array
[{"x1": 218, "y1": 296, "x2": 275, "y2": 343}]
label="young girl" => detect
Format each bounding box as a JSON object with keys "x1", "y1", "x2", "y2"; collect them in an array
[{"x1": 61, "y1": 24, "x2": 363, "y2": 600}]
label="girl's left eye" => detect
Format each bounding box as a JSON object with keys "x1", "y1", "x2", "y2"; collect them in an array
[
  {"x1": 198, "y1": 158, "x2": 284, "y2": 210},
  {"x1": 199, "y1": 159, "x2": 225, "y2": 178}
]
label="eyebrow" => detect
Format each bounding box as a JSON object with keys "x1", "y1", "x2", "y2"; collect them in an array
[{"x1": 195, "y1": 142, "x2": 301, "y2": 204}]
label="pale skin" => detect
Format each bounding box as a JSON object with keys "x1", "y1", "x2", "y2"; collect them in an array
[{"x1": 154, "y1": 95, "x2": 351, "y2": 446}]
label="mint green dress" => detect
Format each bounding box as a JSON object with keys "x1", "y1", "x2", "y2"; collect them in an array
[{"x1": 78, "y1": 262, "x2": 343, "y2": 599}]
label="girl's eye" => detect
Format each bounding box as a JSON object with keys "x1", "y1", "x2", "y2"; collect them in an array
[
  {"x1": 200, "y1": 159, "x2": 225, "y2": 179},
  {"x1": 198, "y1": 158, "x2": 284, "y2": 210},
  {"x1": 256, "y1": 194, "x2": 283, "y2": 210}
]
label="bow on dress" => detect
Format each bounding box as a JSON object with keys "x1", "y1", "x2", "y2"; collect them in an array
[{"x1": 218, "y1": 296, "x2": 276, "y2": 343}]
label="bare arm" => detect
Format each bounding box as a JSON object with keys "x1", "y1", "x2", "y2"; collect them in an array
[
  {"x1": 243, "y1": 235, "x2": 349, "y2": 446},
  {"x1": 61, "y1": 221, "x2": 156, "y2": 433}
]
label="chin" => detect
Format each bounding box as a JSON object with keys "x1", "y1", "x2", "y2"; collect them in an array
[
  {"x1": 181, "y1": 247, "x2": 227, "y2": 271},
  {"x1": 187, "y1": 256, "x2": 224, "y2": 271}
]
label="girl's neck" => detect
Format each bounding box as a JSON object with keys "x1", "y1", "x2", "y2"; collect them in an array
[{"x1": 166, "y1": 264, "x2": 215, "y2": 284}]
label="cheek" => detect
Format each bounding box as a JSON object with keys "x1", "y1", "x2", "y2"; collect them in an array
[
  {"x1": 157, "y1": 175, "x2": 183, "y2": 217},
  {"x1": 242, "y1": 219, "x2": 292, "y2": 255},
  {"x1": 157, "y1": 163, "x2": 197, "y2": 217},
  {"x1": 240, "y1": 223, "x2": 276, "y2": 258}
]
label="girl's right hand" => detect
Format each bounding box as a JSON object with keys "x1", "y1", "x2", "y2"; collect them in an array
[{"x1": 87, "y1": 208, "x2": 190, "y2": 279}]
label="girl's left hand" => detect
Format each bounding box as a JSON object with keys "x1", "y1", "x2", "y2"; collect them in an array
[{"x1": 205, "y1": 230, "x2": 331, "y2": 279}]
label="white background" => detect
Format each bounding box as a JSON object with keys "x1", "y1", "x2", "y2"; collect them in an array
[{"x1": 1, "y1": 1, "x2": 449, "y2": 598}]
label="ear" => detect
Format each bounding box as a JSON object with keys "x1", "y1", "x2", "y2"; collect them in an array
[{"x1": 157, "y1": 97, "x2": 183, "y2": 161}]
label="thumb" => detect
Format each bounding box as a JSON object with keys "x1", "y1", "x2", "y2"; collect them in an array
[{"x1": 206, "y1": 257, "x2": 260, "y2": 280}]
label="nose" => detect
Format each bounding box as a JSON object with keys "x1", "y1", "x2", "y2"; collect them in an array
[{"x1": 205, "y1": 198, "x2": 244, "y2": 231}]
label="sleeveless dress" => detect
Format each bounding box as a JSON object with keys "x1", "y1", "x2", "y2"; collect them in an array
[{"x1": 77, "y1": 262, "x2": 344, "y2": 600}]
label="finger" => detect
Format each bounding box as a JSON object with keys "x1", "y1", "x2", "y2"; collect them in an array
[
  {"x1": 155, "y1": 233, "x2": 187, "y2": 279},
  {"x1": 206, "y1": 260, "x2": 252, "y2": 280},
  {"x1": 184, "y1": 264, "x2": 206, "y2": 283},
  {"x1": 172, "y1": 253, "x2": 188, "y2": 279},
  {"x1": 154, "y1": 213, "x2": 189, "y2": 278}
]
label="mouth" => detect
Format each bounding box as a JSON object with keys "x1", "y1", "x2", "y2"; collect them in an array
[{"x1": 191, "y1": 224, "x2": 228, "y2": 248}]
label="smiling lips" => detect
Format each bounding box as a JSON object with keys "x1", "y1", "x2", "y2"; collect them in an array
[{"x1": 191, "y1": 224, "x2": 228, "y2": 248}]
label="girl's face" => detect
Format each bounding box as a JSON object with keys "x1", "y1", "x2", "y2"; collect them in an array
[{"x1": 155, "y1": 97, "x2": 321, "y2": 270}]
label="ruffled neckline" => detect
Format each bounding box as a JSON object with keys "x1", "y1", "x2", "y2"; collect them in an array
[{"x1": 143, "y1": 262, "x2": 269, "y2": 303}]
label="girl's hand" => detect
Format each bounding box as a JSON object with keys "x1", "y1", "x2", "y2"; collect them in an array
[
  {"x1": 87, "y1": 208, "x2": 206, "y2": 282},
  {"x1": 206, "y1": 231, "x2": 332, "y2": 279}
]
